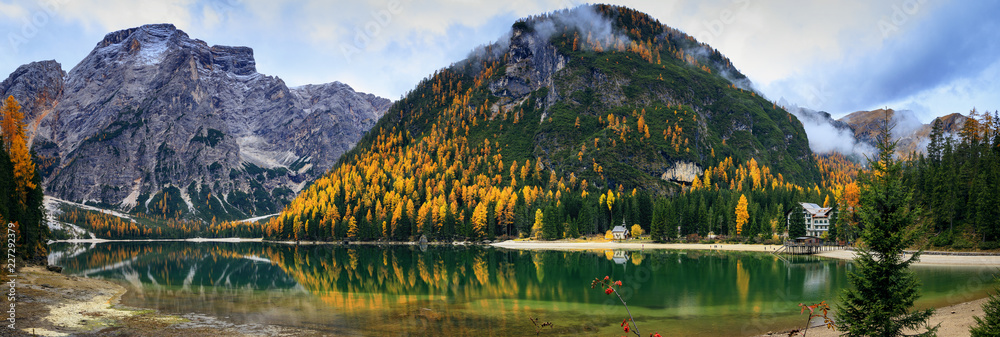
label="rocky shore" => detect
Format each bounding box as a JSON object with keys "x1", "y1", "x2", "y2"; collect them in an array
[{"x1": 8, "y1": 265, "x2": 315, "y2": 336}]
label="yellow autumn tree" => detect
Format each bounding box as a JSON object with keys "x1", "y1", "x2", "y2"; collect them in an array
[
  {"x1": 472, "y1": 202, "x2": 489, "y2": 238},
  {"x1": 1, "y1": 96, "x2": 36, "y2": 201},
  {"x1": 691, "y1": 175, "x2": 703, "y2": 190},
  {"x1": 735, "y1": 194, "x2": 749, "y2": 236},
  {"x1": 630, "y1": 224, "x2": 644, "y2": 238},
  {"x1": 347, "y1": 216, "x2": 359, "y2": 239},
  {"x1": 604, "y1": 189, "x2": 616, "y2": 225},
  {"x1": 532, "y1": 209, "x2": 544, "y2": 239}
]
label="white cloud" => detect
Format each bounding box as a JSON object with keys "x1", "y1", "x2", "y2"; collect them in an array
[
  {"x1": 200, "y1": 3, "x2": 222, "y2": 29},
  {"x1": 53, "y1": 0, "x2": 196, "y2": 33},
  {"x1": 0, "y1": 0, "x2": 996, "y2": 122},
  {"x1": 0, "y1": 2, "x2": 29, "y2": 20}
]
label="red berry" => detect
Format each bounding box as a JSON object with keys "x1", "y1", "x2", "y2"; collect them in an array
[
  {"x1": 605, "y1": 287, "x2": 614, "y2": 295},
  {"x1": 615, "y1": 280, "x2": 622, "y2": 287}
]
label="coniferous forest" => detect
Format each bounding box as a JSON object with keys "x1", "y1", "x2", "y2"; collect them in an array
[{"x1": 905, "y1": 109, "x2": 1000, "y2": 249}]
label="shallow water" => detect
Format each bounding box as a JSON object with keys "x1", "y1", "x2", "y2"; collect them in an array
[{"x1": 48, "y1": 242, "x2": 997, "y2": 336}]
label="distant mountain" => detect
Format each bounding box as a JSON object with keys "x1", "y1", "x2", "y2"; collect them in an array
[
  {"x1": 778, "y1": 100, "x2": 872, "y2": 158},
  {"x1": 0, "y1": 24, "x2": 390, "y2": 221},
  {"x1": 838, "y1": 109, "x2": 967, "y2": 154},
  {"x1": 364, "y1": 5, "x2": 819, "y2": 190},
  {"x1": 262, "y1": 5, "x2": 822, "y2": 241}
]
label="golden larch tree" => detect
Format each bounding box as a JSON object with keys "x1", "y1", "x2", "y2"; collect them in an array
[
  {"x1": 472, "y1": 202, "x2": 489, "y2": 238},
  {"x1": 735, "y1": 194, "x2": 749, "y2": 236},
  {"x1": 532, "y1": 209, "x2": 544, "y2": 239},
  {"x1": 1, "y1": 96, "x2": 36, "y2": 201}
]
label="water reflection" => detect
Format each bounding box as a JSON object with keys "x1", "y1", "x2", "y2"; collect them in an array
[{"x1": 48, "y1": 243, "x2": 995, "y2": 336}]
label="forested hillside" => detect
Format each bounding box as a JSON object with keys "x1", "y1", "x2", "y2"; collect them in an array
[{"x1": 262, "y1": 5, "x2": 832, "y2": 242}]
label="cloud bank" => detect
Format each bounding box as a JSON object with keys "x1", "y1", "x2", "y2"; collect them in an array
[{"x1": 763, "y1": 0, "x2": 1000, "y2": 120}]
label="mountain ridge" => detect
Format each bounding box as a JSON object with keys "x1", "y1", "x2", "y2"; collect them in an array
[
  {"x1": 1, "y1": 23, "x2": 390, "y2": 222},
  {"x1": 262, "y1": 4, "x2": 823, "y2": 241},
  {"x1": 839, "y1": 108, "x2": 968, "y2": 155}
]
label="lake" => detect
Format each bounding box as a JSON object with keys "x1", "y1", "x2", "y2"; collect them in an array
[{"x1": 47, "y1": 242, "x2": 997, "y2": 336}]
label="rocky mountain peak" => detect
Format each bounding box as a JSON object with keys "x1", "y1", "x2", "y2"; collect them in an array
[
  {"x1": 0, "y1": 60, "x2": 64, "y2": 122},
  {"x1": 3, "y1": 24, "x2": 391, "y2": 221},
  {"x1": 77, "y1": 23, "x2": 258, "y2": 84},
  {"x1": 98, "y1": 23, "x2": 180, "y2": 48}
]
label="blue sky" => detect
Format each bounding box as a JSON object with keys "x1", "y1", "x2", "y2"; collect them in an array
[{"x1": 1, "y1": 0, "x2": 997, "y2": 122}]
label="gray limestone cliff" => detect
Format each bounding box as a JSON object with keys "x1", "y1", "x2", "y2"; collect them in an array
[{"x1": 1, "y1": 24, "x2": 390, "y2": 220}]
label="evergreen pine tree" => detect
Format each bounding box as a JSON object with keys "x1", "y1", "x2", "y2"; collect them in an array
[
  {"x1": 542, "y1": 205, "x2": 560, "y2": 240},
  {"x1": 836, "y1": 113, "x2": 936, "y2": 336},
  {"x1": 637, "y1": 191, "x2": 653, "y2": 232},
  {"x1": 565, "y1": 217, "x2": 580, "y2": 239},
  {"x1": 970, "y1": 280, "x2": 1000, "y2": 337},
  {"x1": 664, "y1": 201, "x2": 679, "y2": 240},
  {"x1": 650, "y1": 200, "x2": 666, "y2": 242},
  {"x1": 788, "y1": 205, "x2": 806, "y2": 238},
  {"x1": 578, "y1": 204, "x2": 594, "y2": 235}
]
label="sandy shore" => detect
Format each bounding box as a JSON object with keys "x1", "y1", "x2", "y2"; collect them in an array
[
  {"x1": 769, "y1": 296, "x2": 991, "y2": 337},
  {"x1": 815, "y1": 249, "x2": 1000, "y2": 266},
  {"x1": 13, "y1": 265, "x2": 314, "y2": 336}
]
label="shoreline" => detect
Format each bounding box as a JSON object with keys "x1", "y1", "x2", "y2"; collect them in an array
[
  {"x1": 50, "y1": 237, "x2": 1000, "y2": 267},
  {"x1": 492, "y1": 240, "x2": 1000, "y2": 266},
  {"x1": 763, "y1": 296, "x2": 991, "y2": 337},
  {"x1": 491, "y1": 240, "x2": 784, "y2": 252},
  {"x1": 16, "y1": 265, "x2": 312, "y2": 336},
  {"x1": 814, "y1": 249, "x2": 1000, "y2": 266},
  {"x1": 49, "y1": 237, "x2": 266, "y2": 244}
]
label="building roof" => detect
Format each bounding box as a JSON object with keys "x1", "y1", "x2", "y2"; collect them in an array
[
  {"x1": 799, "y1": 202, "x2": 833, "y2": 218},
  {"x1": 611, "y1": 226, "x2": 628, "y2": 233}
]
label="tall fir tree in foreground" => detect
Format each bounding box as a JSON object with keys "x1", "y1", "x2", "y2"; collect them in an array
[
  {"x1": 836, "y1": 112, "x2": 936, "y2": 336},
  {"x1": 970, "y1": 280, "x2": 1000, "y2": 337}
]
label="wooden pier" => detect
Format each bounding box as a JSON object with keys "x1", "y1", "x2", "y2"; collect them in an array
[
  {"x1": 773, "y1": 236, "x2": 846, "y2": 255},
  {"x1": 774, "y1": 242, "x2": 845, "y2": 255}
]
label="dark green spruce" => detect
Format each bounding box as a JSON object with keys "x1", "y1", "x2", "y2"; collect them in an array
[{"x1": 836, "y1": 113, "x2": 936, "y2": 336}]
